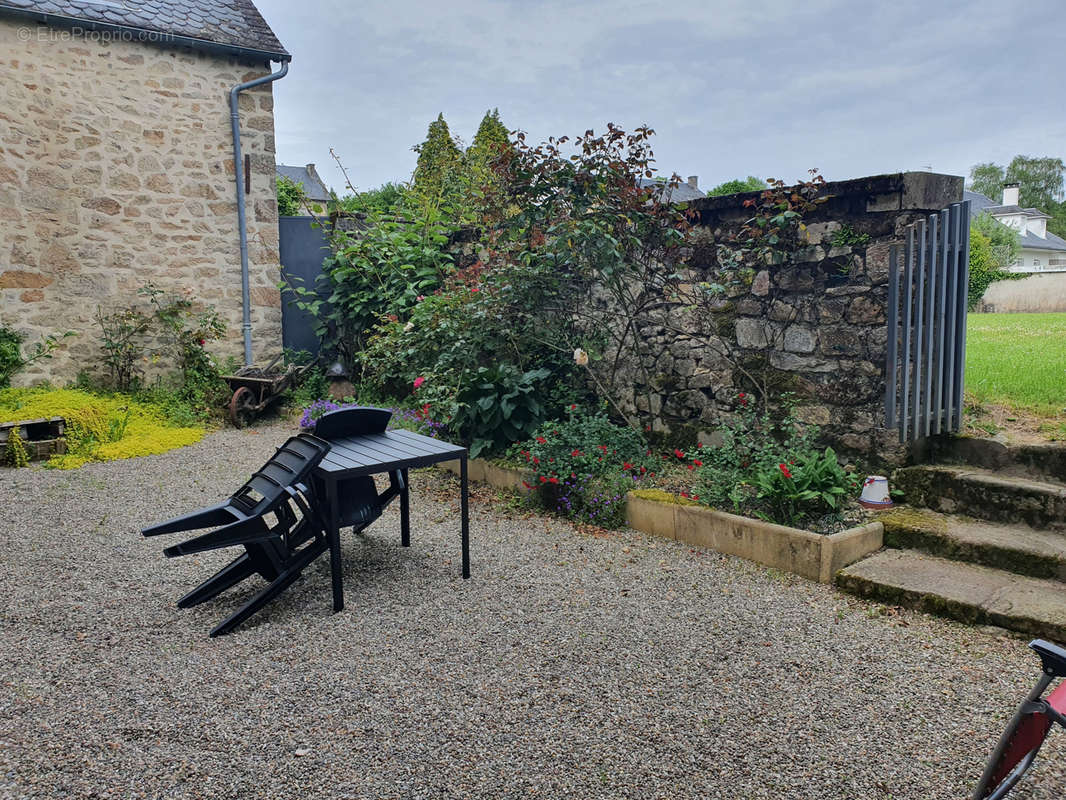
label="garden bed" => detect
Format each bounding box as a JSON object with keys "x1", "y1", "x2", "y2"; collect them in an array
[{"x1": 441, "y1": 457, "x2": 883, "y2": 583}]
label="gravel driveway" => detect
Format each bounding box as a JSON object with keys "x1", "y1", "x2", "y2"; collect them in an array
[{"x1": 2, "y1": 421, "x2": 1063, "y2": 799}]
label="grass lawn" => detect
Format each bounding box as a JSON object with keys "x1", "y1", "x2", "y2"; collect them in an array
[{"x1": 965, "y1": 312, "x2": 1066, "y2": 417}]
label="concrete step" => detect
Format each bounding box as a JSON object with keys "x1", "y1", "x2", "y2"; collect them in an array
[
  {"x1": 878, "y1": 507, "x2": 1066, "y2": 581},
  {"x1": 836, "y1": 549, "x2": 1066, "y2": 642},
  {"x1": 893, "y1": 465, "x2": 1066, "y2": 529},
  {"x1": 926, "y1": 435, "x2": 1066, "y2": 484}
]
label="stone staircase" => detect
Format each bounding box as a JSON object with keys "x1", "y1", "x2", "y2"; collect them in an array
[{"x1": 836, "y1": 438, "x2": 1066, "y2": 642}]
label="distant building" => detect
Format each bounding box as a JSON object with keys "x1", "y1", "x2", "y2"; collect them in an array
[
  {"x1": 638, "y1": 175, "x2": 705, "y2": 203},
  {"x1": 276, "y1": 163, "x2": 332, "y2": 206},
  {"x1": 966, "y1": 185, "x2": 1066, "y2": 273}
]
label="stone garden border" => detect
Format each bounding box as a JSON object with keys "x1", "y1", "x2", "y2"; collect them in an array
[{"x1": 440, "y1": 457, "x2": 883, "y2": 584}]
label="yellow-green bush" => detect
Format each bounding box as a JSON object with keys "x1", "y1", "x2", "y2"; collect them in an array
[
  {"x1": 0, "y1": 388, "x2": 204, "y2": 469},
  {"x1": 5, "y1": 425, "x2": 29, "y2": 467}
]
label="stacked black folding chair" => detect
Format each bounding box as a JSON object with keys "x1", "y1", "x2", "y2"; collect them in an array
[
  {"x1": 311, "y1": 406, "x2": 406, "y2": 533},
  {"x1": 972, "y1": 639, "x2": 1066, "y2": 799},
  {"x1": 142, "y1": 433, "x2": 331, "y2": 637}
]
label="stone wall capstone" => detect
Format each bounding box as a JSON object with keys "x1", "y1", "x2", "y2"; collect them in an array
[{"x1": 0, "y1": 19, "x2": 283, "y2": 384}]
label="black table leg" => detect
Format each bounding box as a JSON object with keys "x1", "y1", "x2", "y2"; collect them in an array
[
  {"x1": 327, "y1": 476, "x2": 344, "y2": 612},
  {"x1": 460, "y1": 455, "x2": 470, "y2": 579},
  {"x1": 400, "y1": 468, "x2": 410, "y2": 547}
]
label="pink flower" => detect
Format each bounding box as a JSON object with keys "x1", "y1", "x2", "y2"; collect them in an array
[{"x1": 413, "y1": 376, "x2": 425, "y2": 390}]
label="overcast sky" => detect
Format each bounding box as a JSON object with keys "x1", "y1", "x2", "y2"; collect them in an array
[{"x1": 254, "y1": 0, "x2": 1065, "y2": 197}]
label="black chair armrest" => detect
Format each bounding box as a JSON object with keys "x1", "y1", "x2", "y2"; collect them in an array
[{"x1": 1031, "y1": 639, "x2": 1066, "y2": 678}]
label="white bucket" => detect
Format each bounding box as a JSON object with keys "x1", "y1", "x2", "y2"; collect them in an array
[{"x1": 859, "y1": 475, "x2": 892, "y2": 509}]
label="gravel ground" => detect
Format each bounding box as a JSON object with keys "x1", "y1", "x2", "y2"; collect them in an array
[{"x1": 1, "y1": 421, "x2": 1064, "y2": 800}]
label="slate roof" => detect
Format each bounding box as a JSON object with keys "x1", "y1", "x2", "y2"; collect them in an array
[
  {"x1": 276, "y1": 163, "x2": 331, "y2": 203},
  {"x1": 638, "y1": 178, "x2": 705, "y2": 203},
  {"x1": 0, "y1": 0, "x2": 289, "y2": 60},
  {"x1": 965, "y1": 190, "x2": 1066, "y2": 253}
]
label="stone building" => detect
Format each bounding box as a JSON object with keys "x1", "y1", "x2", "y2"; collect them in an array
[{"x1": 0, "y1": 0, "x2": 290, "y2": 383}]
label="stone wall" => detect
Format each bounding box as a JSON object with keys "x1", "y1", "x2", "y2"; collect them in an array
[
  {"x1": 0, "y1": 18, "x2": 283, "y2": 384},
  {"x1": 623, "y1": 172, "x2": 963, "y2": 466}
]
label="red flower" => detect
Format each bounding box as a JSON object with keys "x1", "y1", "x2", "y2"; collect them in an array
[
  {"x1": 413, "y1": 376, "x2": 425, "y2": 390},
  {"x1": 645, "y1": 425, "x2": 651, "y2": 432},
  {"x1": 570, "y1": 404, "x2": 577, "y2": 410},
  {"x1": 640, "y1": 466, "x2": 646, "y2": 473},
  {"x1": 532, "y1": 457, "x2": 540, "y2": 464},
  {"x1": 598, "y1": 444, "x2": 607, "y2": 452},
  {"x1": 522, "y1": 481, "x2": 533, "y2": 489},
  {"x1": 536, "y1": 436, "x2": 547, "y2": 444},
  {"x1": 548, "y1": 477, "x2": 559, "y2": 484},
  {"x1": 571, "y1": 449, "x2": 582, "y2": 457},
  {"x1": 539, "y1": 476, "x2": 548, "y2": 483},
  {"x1": 623, "y1": 462, "x2": 633, "y2": 470},
  {"x1": 674, "y1": 449, "x2": 685, "y2": 459},
  {"x1": 778, "y1": 463, "x2": 793, "y2": 479},
  {"x1": 197, "y1": 338, "x2": 206, "y2": 346},
  {"x1": 687, "y1": 464, "x2": 694, "y2": 470},
  {"x1": 693, "y1": 460, "x2": 703, "y2": 467}
]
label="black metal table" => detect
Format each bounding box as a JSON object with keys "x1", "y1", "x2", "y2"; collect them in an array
[{"x1": 313, "y1": 428, "x2": 469, "y2": 611}]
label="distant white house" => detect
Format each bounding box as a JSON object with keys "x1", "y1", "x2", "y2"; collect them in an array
[{"x1": 966, "y1": 185, "x2": 1066, "y2": 273}]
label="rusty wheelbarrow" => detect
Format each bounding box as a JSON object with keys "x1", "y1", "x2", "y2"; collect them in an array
[{"x1": 223, "y1": 353, "x2": 317, "y2": 428}]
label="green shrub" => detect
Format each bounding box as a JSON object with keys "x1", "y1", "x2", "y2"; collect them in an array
[
  {"x1": 452, "y1": 365, "x2": 551, "y2": 457},
  {"x1": 686, "y1": 395, "x2": 859, "y2": 527},
  {"x1": 5, "y1": 425, "x2": 29, "y2": 467},
  {"x1": 512, "y1": 408, "x2": 656, "y2": 528},
  {"x1": 277, "y1": 176, "x2": 308, "y2": 216},
  {"x1": 0, "y1": 325, "x2": 74, "y2": 388},
  {"x1": 0, "y1": 327, "x2": 22, "y2": 388},
  {"x1": 967, "y1": 229, "x2": 1024, "y2": 310},
  {"x1": 749, "y1": 448, "x2": 855, "y2": 527}
]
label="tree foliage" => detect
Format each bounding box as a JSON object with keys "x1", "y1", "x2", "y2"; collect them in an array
[
  {"x1": 467, "y1": 109, "x2": 511, "y2": 183},
  {"x1": 968, "y1": 156, "x2": 1065, "y2": 208},
  {"x1": 967, "y1": 229, "x2": 1024, "y2": 310},
  {"x1": 972, "y1": 212, "x2": 1021, "y2": 269},
  {"x1": 1006, "y1": 156, "x2": 1065, "y2": 209},
  {"x1": 276, "y1": 176, "x2": 307, "y2": 216},
  {"x1": 968, "y1": 162, "x2": 1005, "y2": 202},
  {"x1": 706, "y1": 176, "x2": 768, "y2": 196},
  {"x1": 410, "y1": 113, "x2": 464, "y2": 211},
  {"x1": 333, "y1": 182, "x2": 407, "y2": 216}
]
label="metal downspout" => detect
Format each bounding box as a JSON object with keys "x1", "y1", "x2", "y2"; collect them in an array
[{"x1": 229, "y1": 60, "x2": 289, "y2": 366}]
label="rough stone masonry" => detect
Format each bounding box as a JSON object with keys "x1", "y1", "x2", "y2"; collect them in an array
[
  {"x1": 621, "y1": 172, "x2": 963, "y2": 466},
  {"x1": 0, "y1": 17, "x2": 283, "y2": 383}
]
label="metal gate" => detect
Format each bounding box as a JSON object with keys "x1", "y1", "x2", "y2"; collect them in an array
[
  {"x1": 279, "y1": 215, "x2": 331, "y2": 357},
  {"x1": 885, "y1": 200, "x2": 971, "y2": 442}
]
